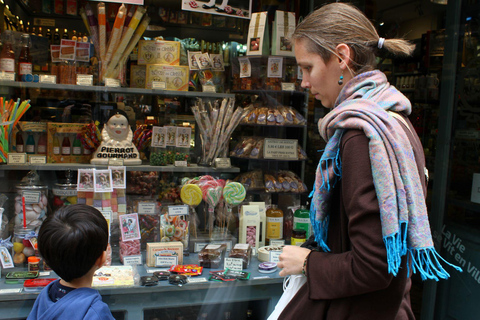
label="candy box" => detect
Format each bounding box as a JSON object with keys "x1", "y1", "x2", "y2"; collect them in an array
[
  {"x1": 145, "y1": 65, "x2": 189, "y2": 91},
  {"x1": 130, "y1": 64, "x2": 146, "y2": 88},
  {"x1": 47, "y1": 122, "x2": 91, "y2": 164},
  {"x1": 138, "y1": 40, "x2": 181, "y2": 65},
  {"x1": 246, "y1": 12, "x2": 270, "y2": 56},
  {"x1": 23, "y1": 278, "x2": 57, "y2": 292},
  {"x1": 239, "y1": 205, "x2": 261, "y2": 251},
  {"x1": 146, "y1": 241, "x2": 184, "y2": 267},
  {"x1": 271, "y1": 11, "x2": 296, "y2": 56}
]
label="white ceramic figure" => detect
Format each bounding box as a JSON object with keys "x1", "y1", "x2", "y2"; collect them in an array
[{"x1": 91, "y1": 110, "x2": 142, "y2": 165}]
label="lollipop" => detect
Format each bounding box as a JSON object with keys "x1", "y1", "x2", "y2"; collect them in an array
[
  {"x1": 222, "y1": 182, "x2": 246, "y2": 235},
  {"x1": 205, "y1": 185, "x2": 223, "y2": 237},
  {"x1": 180, "y1": 184, "x2": 202, "y2": 238}
]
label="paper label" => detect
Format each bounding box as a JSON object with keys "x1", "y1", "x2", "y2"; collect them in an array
[
  {"x1": 155, "y1": 255, "x2": 178, "y2": 267},
  {"x1": 138, "y1": 202, "x2": 156, "y2": 214},
  {"x1": 233, "y1": 243, "x2": 250, "y2": 250},
  {"x1": 108, "y1": 158, "x2": 124, "y2": 166},
  {"x1": 123, "y1": 255, "x2": 142, "y2": 266},
  {"x1": 151, "y1": 127, "x2": 167, "y2": 148},
  {"x1": 0, "y1": 289, "x2": 22, "y2": 294},
  {"x1": 105, "y1": 78, "x2": 121, "y2": 87},
  {"x1": 270, "y1": 239, "x2": 285, "y2": 246},
  {"x1": 224, "y1": 258, "x2": 244, "y2": 271},
  {"x1": 176, "y1": 127, "x2": 191, "y2": 148},
  {"x1": 40, "y1": 74, "x2": 56, "y2": 84},
  {"x1": 268, "y1": 57, "x2": 283, "y2": 78},
  {"x1": 60, "y1": 39, "x2": 77, "y2": 60},
  {"x1": 29, "y1": 156, "x2": 47, "y2": 164},
  {"x1": 239, "y1": 57, "x2": 252, "y2": 78},
  {"x1": 168, "y1": 205, "x2": 189, "y2": 216},
  {"x1": 269, "y1": 251, "x2": 282, "y2": 263},
  {"x1": 39, "y1": 271, "x2": 51, "y2": 276},
  {"x1": 8, "y1": 153, "x2": 26, "y2": 164},
  {"x1": 194, "y1": 242, "x2": 209, "y2": 252},
  {"x1": 0, "y1": 247, "x2": 14, "y2": 268},
  {"x1": 187, "y1": 277, "x2": 207, "y2": 283},
  {"x1": 174, "y1": 161, "x2": 188, "y2": 167},
  {"x1": 166, "y1": 126, "x2": 177, "y2": 146},
  {"x1": 152, "y1": 81, "x2": 167, "y2": 90},
  {"x1": 263, "y1": 138, "x2": 298, "y2": 160},
  {"x1": 22, "y1": 191, "x2": 41, "y2": 204},
  {"x1": 205, "y1": 244, "x2": 221, "y2": 250},
  {"x1": 0, "y1": 60, "x2": 15, "y2": 73},
  {"x1": 77, "y1": 74, "x2": 93, "y2": 86},
  {"x1": 214, "y1": 158, "x2": 231, "y2": 168},
  {"x1": 202, "y1": 85, "x2": 216, "y2": 93},
  {"x1": 281, "y1": 82, "x2": 295, "y2": 91},
  {"x1": 0, "y1": 71, "x2": 15, "y2": 81}
]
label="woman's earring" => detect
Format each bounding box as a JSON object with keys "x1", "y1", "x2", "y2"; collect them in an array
[{"x1": 338, "y1": 74, "x2": 344, "y2": 85}]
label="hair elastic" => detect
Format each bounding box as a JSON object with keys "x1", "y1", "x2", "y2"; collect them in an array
[{"x1": 378, "y1": 37, "x2": 385, "y2": 49}]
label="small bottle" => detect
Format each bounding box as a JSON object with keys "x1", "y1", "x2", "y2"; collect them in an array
[
  {"x1": 16, "y1": 132, "x2": 25, "y2": 153},
  {"x1": 62, "y1": 136, "x2": 71, "y2": 155},
  {"x1": 246, "y1": 309, "x2": 255, "y2": 320},
  {"x1": 266, "y1": 205, "x2": 284, "y2": 245},
  {"x1": 82, "y1": 35, "x2": 88, "y2": 43},
  {"x1": 37, "y1": 134, "x2": 47, "y2": 154},
  {"x1": 71, "y1": 30, "x2": 77, "y2": 41},
  {"x1": 53, "y1": 28, "x2": 60, "y2": 44},
  {"x1": 291, "y1": 229, "x2": 307, "y2": 246},
  {"x1": 72, "y1": 134, "x2": 82, "y2": 155},
  {"x1": 17, "y1": 33, "x2": 32, "y2": 81},
  {"x1": 37, "y1": 27, "x2": 43, "y2": 37},
  {"x1": 0, "y1": 30, "x2": 16, "y2": 73},
  {"x1": 25, "y1": 134, "x2": 35, "y2": 154},
  {"x1": 53, "y1": 134, "x2": 61, "y2": 155},
  {"x1": 31, "y1": 27, "x2": 36, "y2": 36},
  {"x1": 62, "y1": 28, "x2": 69, "y2": 39},
  {"x1": 46, "y1": 28, "x2": 52, "y2": 41},
  {"x1": 293, "y1": 205, "x2": 312, "y2": 239}
]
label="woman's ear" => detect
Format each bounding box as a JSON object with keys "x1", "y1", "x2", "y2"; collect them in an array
[{"x1": 335, "y1": 43, "x2": 352, "y2": 70}]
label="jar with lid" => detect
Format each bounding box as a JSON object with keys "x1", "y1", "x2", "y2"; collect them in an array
[
  {"x1": 14, "y1": 171, "x2": 48, "y2": 231},
  {"x1": 28, "y1": 256, "x2": 40, "y2": 272},
  {"x1": 266, "y1": 204, "x2": 283, "y2": 245},
  {"x1": 291, "y1": 229, "x2": 307, "y2": 246},
  {"x1": 52, "y1": 170, "x2": 78, "y2": 212},
  {"x1": 12, "y1": 225, "x2": 36, "y2": 267}
]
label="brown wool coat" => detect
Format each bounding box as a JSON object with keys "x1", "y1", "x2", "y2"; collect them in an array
[{"x1": 279, "y1": 113, "x2": 424, "y2": 320}]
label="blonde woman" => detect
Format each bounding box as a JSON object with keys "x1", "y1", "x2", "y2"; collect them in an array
[{"x1": 274, "y1": 3, "x2": 461, "y2": 320}]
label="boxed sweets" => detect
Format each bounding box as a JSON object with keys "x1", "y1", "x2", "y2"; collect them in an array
[
  {"x1": 239, "y1": 205, "x2": 261, "y2": 250},
  {"x1": 146, "y1": 241, "x2": 184, "y2": 267},
  {"x1": 138, "y1": 40, "x2": 181, "y2": 65},
  {"x1": 145, "y1": 65, "x2": 189, "y2": 91},
  {"x1": 271, "y1": 11, "x2": 296, "y2": 56},
  {"x1": 228, "y1": 243, "x2": 252, "y2": 269},
  {"x1": 198, "y1": 243, "x2": 227, "y2": 268},
  {"x1": 246, "y1": 12, "x2": 270, "y2": 56},
  {"x1": 130, "y1": 65, "x2": 146, "y2": 88},
  {"x1": 47, "y1": 123, "x2": 91, "y2": 164}
]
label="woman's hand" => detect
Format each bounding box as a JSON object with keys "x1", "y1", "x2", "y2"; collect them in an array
[{"x1": 277, "y1": 245, "x2": 311, "y2": 277}]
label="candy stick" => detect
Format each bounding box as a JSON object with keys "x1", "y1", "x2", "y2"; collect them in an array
[
  {"x1": 79, "y1": 7, "x2": 91, "y2": 35},
  {"x1": 98, "y1": 2, "x2": 107, "y2": 62},
  {"x1": 22, "y1": 196, "x2": 26, "y2": 228},
  {"x1": 85, "y1": 3, "x2": 100, "y2": 58},
  {"x1": 103, "y1": 4, "x2": 127, "y2": 80},
  {"x1": 123, "y1": 5, "x2": 137, "y2": 37},
  {"x1": 105, "y1": 6, "x2": 146, "y2": 78},
  {"x1": 109, "y1": 15, "x2": 150, "y2": 79}
]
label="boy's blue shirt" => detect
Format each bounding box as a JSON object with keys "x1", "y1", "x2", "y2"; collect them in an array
[{"x1": 27, "y1": 279, "x2": 115, "y2": 320}]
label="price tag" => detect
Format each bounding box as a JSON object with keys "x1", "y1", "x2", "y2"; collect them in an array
[
  {"x1": 0, "y1": 289, "x2": 22, "y2": 294},
  {"x1": 224, "y1": 258, "x2": 244, "y2": 271},
  {"x1": 174, "y1": 160, "x2": 188, "y2": 167},
  {"x1": 77, "y1": 74, "x2": 93, "y2": 86},
  {"x1": 168, "y1": 205, "x2": 189, "y2": 216},
  {"x1": 269, "y1": 251, "x2": 282, "y2": 263},
  {"x1": 194, "y1": 242, "x2": 209, "y2": 252},
  {"x1": 29, "y1": 156, "x2": 46, "y2": 164},
  {"x1": 138, "y1": 202, "x2": 156, "y2": 214},
  {"x1": 253, "y1": 276, "x2": 271, "y2": 279},
  {"x1": 105, "y1": 78, "x2": 121, "y2": 87},
  {"x1": 281, "y1": 82, "x2": 296, "y2": 91},
  {"x1": 108, "y1": 158, "x2": 124, "y2": 166},
  {"x1": 214, "y1": 158, "x2": 231, "y2": 168},
  {"x1": 263, "y1": 138, "x2": 298, "y2": 160},
  {"x1": 39, "y1": 271, "x2": 51, "y2": 277},
  {"x1": 22, "y1": 191, "x2": 41, "y2": 204},
  {"x1": 187, "y1": 277, "x2": 207, "y2": 283},
  {"x1": 0, "y1": 72, "x2": 15, "y2": 81},
  {"x1": 155, "y1": 255, "x2": 178, "y2": 267},
  {"x1": 40, "y1": 74, "x2": 57, "y2": 84},
  {"x1": 152, "y1": 81, "x2": 166, "y2": 90},
  {"x1": 270, "y1": 240, "x2": 285, "y2": 246},
  {"x1": 123, "y1": 255, "x2": 142, "y2": 266},
  {"x1": 8, "y1": 153, "x2": 26, "y2": 164},
  {"x1": 33, "y1": 18, "x2": 55, "y2": 27},
  {"x1": 202, "y1": 85, "x2": 216, "y2": 93}
]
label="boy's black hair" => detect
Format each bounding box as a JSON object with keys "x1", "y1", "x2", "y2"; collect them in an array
[{"x1": 38, "y1": 204, "x2": 109, "y2": 283}]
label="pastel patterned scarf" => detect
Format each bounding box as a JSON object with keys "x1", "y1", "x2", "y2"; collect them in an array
[{"x1": 310, "y1": 70, "x2": 462, "y2": 280}]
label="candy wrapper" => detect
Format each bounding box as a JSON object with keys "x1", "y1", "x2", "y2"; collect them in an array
[
  {"x1": 119, "y1": 239, "x2": 141, "y2": 264},
  {"x1": 160, "y1": 208, "x2": 189, "y2": 249},
  {"x1": 127, "y1": 171, "x2": 158, "y2": 196}
]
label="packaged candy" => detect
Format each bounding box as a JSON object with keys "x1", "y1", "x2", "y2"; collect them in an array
[
  {"x1": 198, "y1": 243, "x2": 227, "y2": 268},
  {"x1": 228, "y1": 243, "x2": 252, "y2": 269}
]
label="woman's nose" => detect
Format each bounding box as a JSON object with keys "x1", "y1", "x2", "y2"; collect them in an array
[{"x1": 301, "y1": 78, "x2": 310, "y2": 89}]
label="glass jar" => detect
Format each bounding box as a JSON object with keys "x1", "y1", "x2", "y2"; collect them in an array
[
  {"x1": 12, "y1": 225, "x2": 36, "y2": 267},
  {"x1": 291, "y1": 229, "x2": 307, "y2": 246},
  {"x1": 15, "y1": 171, "x2": 48, "y2": 231},
  {"x1": 28, "y1": 256, "x2": 40, "y2": 272},
  {"x1": 266, "y1": 204, "x2": 283, "y2": 245},
  {"x1": 52, "y1": 181, "x2": 78, "y2": 212}
]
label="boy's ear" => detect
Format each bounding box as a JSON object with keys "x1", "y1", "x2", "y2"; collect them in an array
[{"x1": 95, "y1": 250, "x2": 107, "y2": 269}]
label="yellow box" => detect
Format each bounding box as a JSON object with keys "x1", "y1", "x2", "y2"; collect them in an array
[
  {"x1": 138, "y1": 40, "x2": 181, "y2": 66},
  {"x1": 47, "y1": 122, "x2": 91, "y2": 164},
  {"x1": 146, "y1": 241, "x2": 184, "y2": 267},
  {"x1": 146, "y1": 65, "x2": 189, "y2": 91},
  {"x1": 130, "y1": 64, "x2": 146, "y2": 88}
]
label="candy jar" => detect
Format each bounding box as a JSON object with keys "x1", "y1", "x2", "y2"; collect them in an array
[
  {"x1": 14, "y1": 171, "x2": 48, "y2": 232},
  {"x1": 12, "y1": 225, "x2": 36, "y2": 267},
  {"x1": 52, "y1": 170, "x2": 78, "y2": 212}
]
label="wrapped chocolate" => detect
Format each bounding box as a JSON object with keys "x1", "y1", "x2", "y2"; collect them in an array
[
  {"x1": 198, "y1": 243, "x2": 227, "y2": 268},
  {"x1": 228, "y1": 243, "x2": 252, "y2": 269}
]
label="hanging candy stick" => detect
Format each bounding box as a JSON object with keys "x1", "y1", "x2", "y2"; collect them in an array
[{"x1": 98, "y1": 2, "x2": 107, "y2": 62}]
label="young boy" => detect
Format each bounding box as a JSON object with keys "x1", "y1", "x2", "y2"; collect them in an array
[{"x1": 27, "y1": 204, "x2": 115, "y2": 320}]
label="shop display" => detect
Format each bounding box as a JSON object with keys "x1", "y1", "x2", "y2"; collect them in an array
[
  {"x1": 234, "y1": 170, "x2": 307, "y2": 193},
  {"x1": 241, "y1": 105, "x2": 306, "y2": 126}
]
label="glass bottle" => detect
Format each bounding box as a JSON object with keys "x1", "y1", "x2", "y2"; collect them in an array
[
  {"x1": 37, "y1": 134, "x2": 47, "y2": 155},
  {"x1": 46, "y1": 28, "x2": 52, "y2": 42},
  {"x1": 18, "y1": 34, "x2": 32, "y2": 81},
  {"x1": 37, "y1": 27, "x2": 43, "y2": 37},
  {"x1": 53, "y1": 134, "x2": 60, "y2": 155},
  {"x1": 62, "y1": 136, "x2": 71, "y2": 155},
  {"x1": 25, "y1": 134, "x2": 35, "y2": 154},
  {"x1": 266, "y1": 204, "x2": 284, "y2": 245},
  {"x1": 71, "y1": 30, "x2": 77, "y2": 41},
  {"x1": 53, "y1": 28, "x2": 60, "y2": 44},
  {"x1": 62, "y1": 28, "x2": 69, "y2": 39},
  {"x1": 16, "y1": 132, "x2": 24, "y2": 153},
  {"x1": 72, "y1": 134, "x2": 82, "y2": 155},
  {"x1": 31, "y1": 27, "x2": 36, "y2": 36},
  {"x1": 293, "y1": 205, "x2": 312, "y2": 239},
  {"x1": 246, "y1": 309, "x2": 255, "y2": 320},
  {"x1": 0, "y1": 30, "x2": 15, "y2": 73}
]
